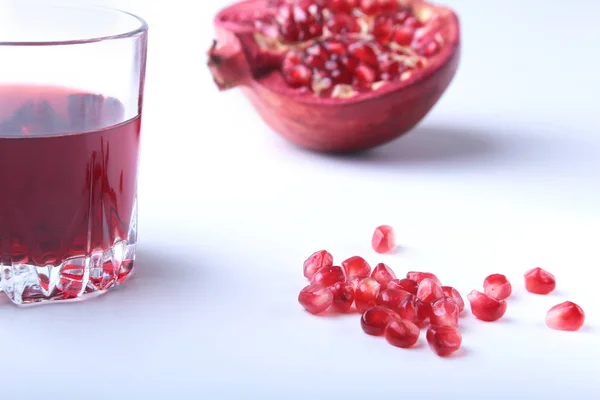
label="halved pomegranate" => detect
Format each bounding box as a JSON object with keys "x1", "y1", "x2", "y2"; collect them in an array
[{"x1": 208, "y1": 0, "x2": 461, "y2": 152}]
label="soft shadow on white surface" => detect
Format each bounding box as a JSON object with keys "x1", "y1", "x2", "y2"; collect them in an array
[{"x1": 329, "y1": 125, "x2": 504, "y2": 165}]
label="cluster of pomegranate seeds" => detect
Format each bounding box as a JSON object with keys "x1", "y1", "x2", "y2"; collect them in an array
[
  {"x1": 297, "y1": 226, "x2": 587, "y2": 359},
  {"x1": 242, "y1": 0, "x2": 445, "y2": 97}
]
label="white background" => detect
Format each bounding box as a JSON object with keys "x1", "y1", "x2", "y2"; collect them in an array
[{"x1": 2, "y1": 0, "x2": 599, "y2": 399}]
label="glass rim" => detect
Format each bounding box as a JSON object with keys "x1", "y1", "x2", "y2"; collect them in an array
[{"x1": 0, "y1": 4, "x2": 148, "y2": 47}]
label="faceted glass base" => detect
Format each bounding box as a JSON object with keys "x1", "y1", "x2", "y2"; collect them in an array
[{"x1": 0, "y1": 204, "x2": 138, "y2": 306}]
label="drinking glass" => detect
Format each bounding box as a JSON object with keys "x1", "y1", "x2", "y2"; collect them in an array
[{"x1": 0, "y1": 4, "x2": 148, "y2": 305}]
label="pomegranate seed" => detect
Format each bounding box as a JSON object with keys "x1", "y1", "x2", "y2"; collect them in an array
[
  {"x1": 370, "y1": 263, "x2": 397, "y2": 286},
  {"x1": 328, "y1": 0, "x2": 359, "y2": 14},
  {"x1": 546, "y1": 301, "x2": 585, "y2": 331},
  {"x1": 404, "y1": 16, "x2": 423, "y2": 29},
  {"x1": 286, "y1": 65, "x2": 314, "y2": 88},
  {"x1": 303, "y1": 250, "x2": 334, "y2": 280},
  {"x1": 416, "y1": 278, "x2": 444, "y2": 306},
  {"x1": 361, "y1": 306, "x2": 399, "y2": 336},
  {"x1": 326, "y1": 13, "x2": 361, "y2": 35},
  {"x1": 354, "y1": 65, "x2": 377, "y2": 86},
  {"x1": 524, "y1": 267, "x2": 556, "y2": 295},
  {"x1": 392, "y1": 26, "x2": 415, "y2": 46},
  {"x1": 342, "y1": 256, "x2": 371, "y2": 278},
  {"x1": 331, "y1": 281, "x2": 355, "y2": 312},
  {"x1": 397, "y1": 294, "x2": 428, "y2": 327},
  {"x1": 385, "y1": 319, "x2": 420, "y2": 348},
  {"x1": 388, "y1": 278, "x2": 418, "y2": 295},
  {"x1": 429, "y1": 296, "x2": 459, "y2": 327},
  {"x1": 330, "y1": 67, "x2": 354, "y2": 85},
  {"x1": 371, "y1": 225, "x2": 396, "y2": 253},
  {"x1": 355, "y1": 277, "x2": 381, "y2": 313},
  {"x1": 323, "y1": 39, "x2": 347, "y2": 55},
  {"x1": 467, "y1": 290, "x2": 507, "y2": 322},
  {"x1": 310, "y1": 265, "x2": 345, "y2": 287},
  {"x1": 282, "y1": 51, "x2": 302, "y2": 71},
  {"x1": 372, "y1": 16, "x2": 394, "y2": 44},
  {"x1": 359, "y1": 0, "x2": 379, "y2": 14},
  {"x1": 377, "y1": 288, "x2": 411, "y2": 310},
  {"x1": 407, "y1": 271, "x2": 442, "y2": 286},
  {"x1": 348, "y1": 42, "x2": 379, "y2": 68},
  {"x1": 426, "y1": 325, "x2": 462, "y2": 357},
  {"x1": 347, "y1": 275, "x2": 368, "y2": 291},
  {"x1": 441, "y1": 286, "x2": 465, "y2": 312},
  {"x1": 298, "y1": 284, "x2": 333, "y2": 315},
  {"x1": 419, "y1": 40, "x2": 440, "y2": 57},
  {"x1": 483, "y1": 274, "x2": 512, "y2": 300}
]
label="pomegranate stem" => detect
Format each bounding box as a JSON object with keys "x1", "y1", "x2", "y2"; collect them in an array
[{"x1": 207, "y1": 39, "x2": 250, "y2": 90}]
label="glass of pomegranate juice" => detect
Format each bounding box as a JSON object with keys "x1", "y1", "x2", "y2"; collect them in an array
[{"x1": 0, "y1": 5, "x2": 148, "y2": 305}]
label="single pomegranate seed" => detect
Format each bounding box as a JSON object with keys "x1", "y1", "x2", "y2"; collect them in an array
[
  {"x1": 545, "y1": 301, "x2": 585, "y2": 332},
  {"x1": 388, "y1": 278, "x2": 418, "y2": 295},
  {"x1": 342, "y1": 256, "x2": 371, "y2": 278},
  {"x1": 377, "y1": 288, "x2": 411, "y2": 310},
  {"x1": 326, "y1": 13, "x2": 361, "y2": 35},
  {"x1": 304, "y1": 43, "x2": 328, "y2": 68},
  {"x1": 328, "y1": 0, "x2": 359, "y2": 13},
  {"x1": 385, "y1": 319, "x2": 420, "y2": 348},
  {"x1": 323, "y1": 39, "x2": 347, "y2": 56},
  {"x1": 359, "y1": 0, "x2": 379, "y2": 14},
  {"x1": 406, "y1": 271, "x2": 442, "y2": 286},
  {"x1": 348, "y1": 42, "x2": 379, "y2": 68},
  {"x1": 371, "y1": 225, "x2": 396, "y2": 253},
  {"x1": 404, "y1": 16, "x2": 424, "y2": 29},
  {"x1": 347, "y1": 275, "x2": 368, "y2": 291},
  {"x1": 392, "y1": 26, "x2": 415, "y2": 46},
  {"x1": 441, "y1": 286, "x2": 465, "y2": 312},
  {"x1": 426, "y1": 325, "x2": 462, "y2": 357},
  {"x1": 303, "y1": 250, "x2": 334, "y2": 280},
  {"x1": 483, "y1": 274, "x2": 512, "y2": 300},
  {"x1": 416, "y1": 278, "x2": 445, "y2": 306},
  {"x1": 285, "y1": 64, "x2": 313, "y2": 88},
  {"x1": 329, "y1": 67, "x2": 354, "y2": 85},
  {"x1": 361, "y1": 306, "x2": 399, "y2": 336},
  {"x1": 429, "y1": 296, "x2": 459, "y2": 327},
  {"x1": 419, "y1": 40, "x2": 440, "y2": 57},
  {"x1": 331, "y1": 281, "x2": 355, "y2": 312},
  {"x1": 524, "y1": 267, "x2": 556, "y2": 295},
  {"x1": 298, "y1": 284, "x2": 333, "y2": 315},
  {"x1": 397, "y1": 294, "x2": 428, "y2": 327},
  {"x1": 339, "y1": 55, "x2": 359, "y2": 72},
  {"x1": 282, "y1": 51, "x2": 302, "y2": 71},
  {"x1": 372, "y1": 16, "x2": 394, "y2": 44},
  {"x1": 354, "y1": 65, "x2": 377, "y2": 87},
  {"x1": 467, "y1": 290, "x2": 507, "y2": 322},
  {"x1": 370, "y1": 263, "x2": 397, "y2": 286},
  {"x1": 310, "y1": 265, "x2": 345, "y2": 287},
  {"x1": 355, "y1": 277, "x2": 381, "y2": 313}
]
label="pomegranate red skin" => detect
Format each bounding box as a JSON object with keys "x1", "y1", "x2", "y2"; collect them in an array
[{"x1": 210, "y1": 0, "x2": 461, "y2": 153}]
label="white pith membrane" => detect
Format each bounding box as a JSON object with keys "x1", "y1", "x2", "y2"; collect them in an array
[{"x1": 239, "y1": 1, "x2": 449, "y2": 98}]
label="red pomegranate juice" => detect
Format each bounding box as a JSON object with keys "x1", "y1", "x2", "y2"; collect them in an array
[{"x1": 0, "y1": 84, "x2": 141, "y2": 304}]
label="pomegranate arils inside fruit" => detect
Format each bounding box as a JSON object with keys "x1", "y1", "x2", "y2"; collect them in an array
[
  {"x1": 361, "y1": 306, "x2": 398, "y2": 336},
  {"x1": 298, "y1": 284, "x2": 334, "y2": 315},
  {"x1": 371, "y1": 225, "x2": 396, "y2": 254},
  {"x1": 303, "y1": 250, "x2": 334, "y2": 280},
  {"x1": 397, "y1": 294, "x2": 428, "y2": 327},
  {"x1": 416, "y1": 278, "x2": 444, "y2": 306},
  {"x1": 467, "y1": 290, "x2": 507, "y2": 322},
  {"x1": 310, "y1": 265, "x2": 346, "y2": 287},
  {"x1": 370, "y1": 262, "x2": 397, "y2": 286},
  {"x1": 209, "y1": 0, "x2": 461, "y2": 152},
  {"x1": 342, "y1": 256, "x2": 371, "y2": 278},
  {"x1": 442, "y1": 286, "x2": 465, "y2": 312},
  {"x1": 385, "y1": 319, "x2": 420, "y2": 348},
  {"x1": 331, "y1": 281, "x2": 355, "y2": 312},
  {"x1": 430, "y1": 296, "x2": 459, "y2": 328},
  {"x1": 407, "y1": 271, "x2": 442, "y2": 286},
  {"x1": 546, "y1": 301, "x2": 585, "y2": 332},
  {"x1": 524, "y1": 267, "x2": 556, "y2": 295},
  {"x1": 426, "y1": 325, "x2": 462, "y2": 357},
  {"x1": 483, "y1": 274, "x2": 512, "y2": 300},
  {"x1": 326, "y1": 13, "x2": 361, "y2": 35},
  {"x1": 377, "y1": 288, "x2": 410, "y2": 310},
  {"x1": 355, "y1": 277, "x2": 381, "y2": 313},
  {"x1": 388, "y1": 278, "x2": 418, "y2": 295}
]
